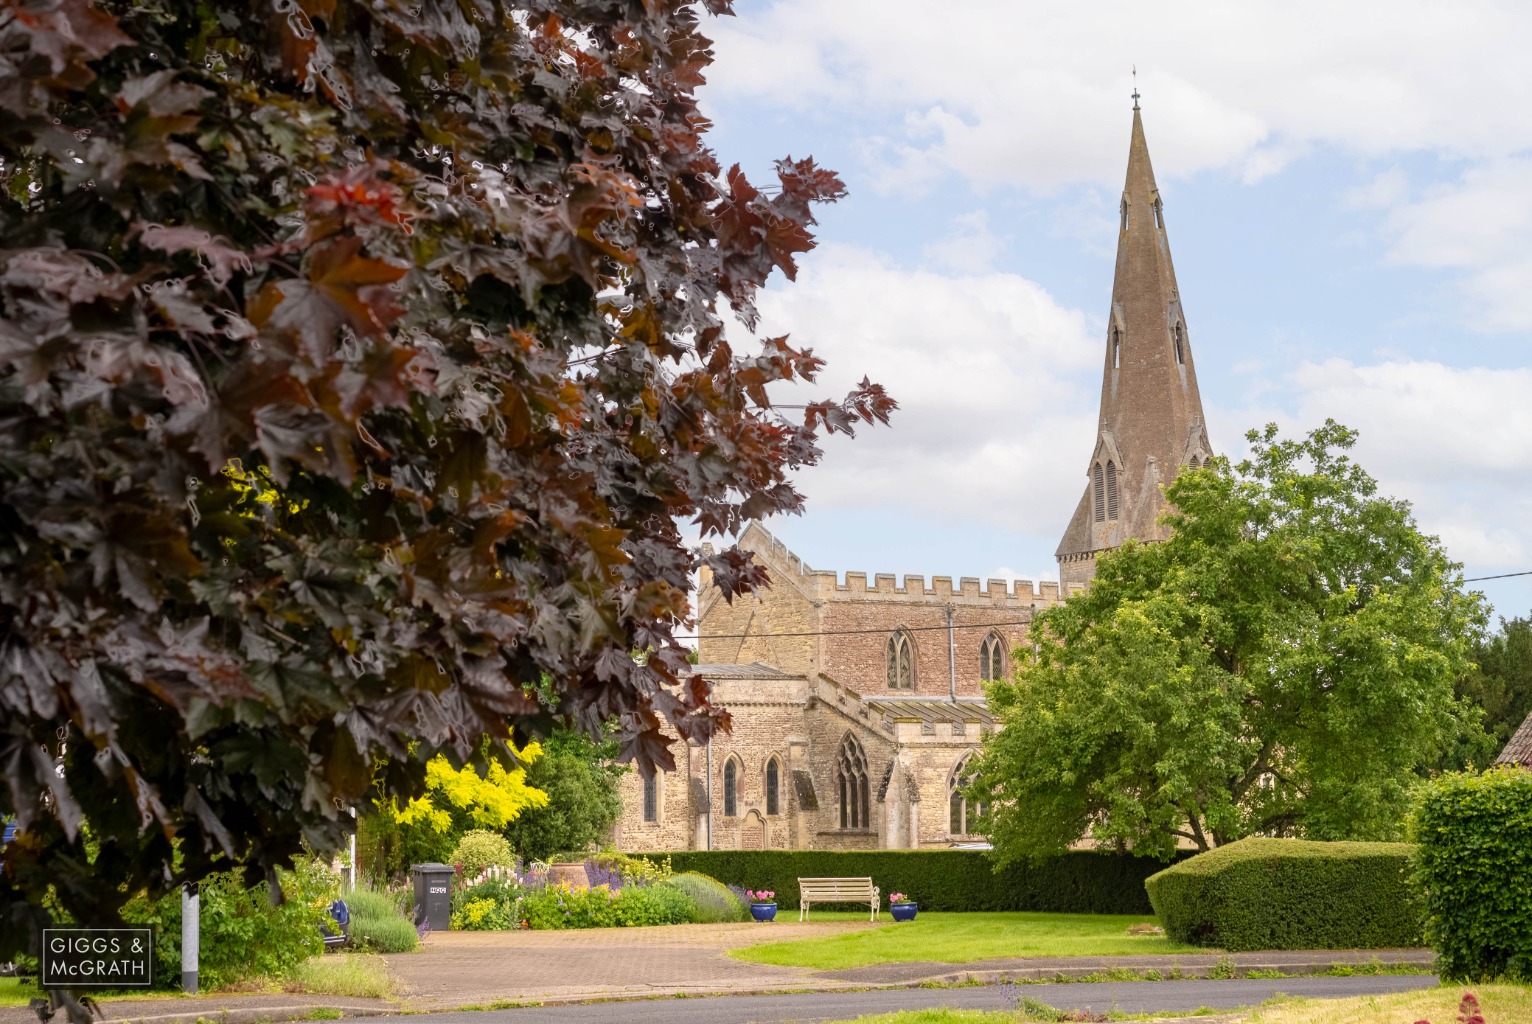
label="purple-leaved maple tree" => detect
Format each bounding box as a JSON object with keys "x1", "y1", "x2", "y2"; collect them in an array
[{"x1": 0, "y1": 0, "x2": 893, "y2": 980}]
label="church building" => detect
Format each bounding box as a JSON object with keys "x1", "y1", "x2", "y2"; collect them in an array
[{"x1": 614, "y1": 98, "x2": 1213, "y2": 851}]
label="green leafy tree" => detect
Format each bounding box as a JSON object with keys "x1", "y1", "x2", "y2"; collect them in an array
[
  {"x1": 0, "y1": 0, "x2": 894, "y2": 988},
  {"x1": 1449, "y1": 616, "x2": 1532, "y2": 769},
  {"x1": 502, "y1": 726, "x2": 626, "y2": 862},
  {"x1": 975, "y1": 422, "x2": 1485, "y2": 863}
]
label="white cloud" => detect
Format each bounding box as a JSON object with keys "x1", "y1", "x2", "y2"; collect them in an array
[
  {"x1": 746, "y1": 244, "x2": 1100, "y2": 537},
  {"x1": 1344, "y1": 168, "x2": 1410, "y2": 210},
  {"x1": 1222, "y1": 358, "x2": 1532, "y2": 569},
  {"x1": 706, "y1": 1, "x2": 1532, "y2": 191},
  {"x1": 922, "y1": 210, "x2": 1004, "y2": 272},
  {"x1": 1380, "y1": 157, "x2": 1532, "y2": 330}
]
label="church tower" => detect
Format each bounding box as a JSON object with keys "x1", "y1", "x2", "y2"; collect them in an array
[{"x1": 1057, "y1": 95, "x2": 1213, "y2": 588}]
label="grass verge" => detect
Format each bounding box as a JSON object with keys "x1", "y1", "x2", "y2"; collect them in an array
[
  {"x1": 1244, "y1": 984, "x2": 1532, "y2": 1024},
  {"x1": 288, "y1": 953, "x2": 394, "y2": 1000},
  {"x1": 729, "y1": 912, "x2": 1206, "y2": 970}
]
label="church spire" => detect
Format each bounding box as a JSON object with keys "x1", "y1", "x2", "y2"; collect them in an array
[{"x1": 1056, "y1": 98, "x2": 1212, "y2": 588}]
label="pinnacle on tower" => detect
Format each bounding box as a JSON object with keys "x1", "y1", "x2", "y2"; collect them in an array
[{"x1": 1055, "y1": 98, "x2": 1213, "y2": 588}]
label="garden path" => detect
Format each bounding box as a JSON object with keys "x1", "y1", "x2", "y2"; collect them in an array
[{"x1": 385, "y1": 921, "x2": 878, "y2": 1008}]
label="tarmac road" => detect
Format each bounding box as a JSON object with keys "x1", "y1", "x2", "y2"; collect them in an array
[{"x1": 381, "y1": 973, "x2": 1440, "y2": 1024}]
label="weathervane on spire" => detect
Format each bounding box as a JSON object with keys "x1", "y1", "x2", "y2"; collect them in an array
[{"x1": 1131, "y1": 65, "x2": 1140, "y2": 110}]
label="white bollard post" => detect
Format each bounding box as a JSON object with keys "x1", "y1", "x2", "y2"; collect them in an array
[{"x1": 181, "y1": 883, "x2": 199, "y2": 994}]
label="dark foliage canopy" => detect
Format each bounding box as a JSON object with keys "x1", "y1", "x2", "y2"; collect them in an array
[{"x1": 0, "y1": 0, "x2": 892, "y2": 968}]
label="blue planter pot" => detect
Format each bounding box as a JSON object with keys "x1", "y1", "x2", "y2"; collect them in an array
[
  {"x1": 750, "y1": 902, "x2": 777, "y2": 922},
  {"x1": 890, "y1": 902, "x2": 918, "y2": 922}
]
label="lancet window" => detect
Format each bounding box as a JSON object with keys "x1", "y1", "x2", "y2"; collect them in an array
[
  {"x1": 980, "y1": 632, "x2": 1006, "y2": 682},
  {"x1": 765, "y1": 757, "x2": 781, "y2": 816},
  {"x1": 949, "y1": 756, "x2": 990, "y2": 836},
  {"x1": 837, "y1": 735, "x2": 871, "y2": 830},
  {"x1": 1105, "y1": 460, "x2": 1120, "y2": 521},
  {"x1": 722, "y1": 758, "x2": 738, "y2": 817},
  {"x1": 887, "y1": 630, "x2": 915, "y2": 689},
  {"x1": 1092, "y1": 463, "x2": 1106, "y2": 522}
]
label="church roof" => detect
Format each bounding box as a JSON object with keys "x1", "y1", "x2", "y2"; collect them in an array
[
  {"x1": 863, "y1": 695, "x2": 994, "y2": 726},
  {"x1": 1496, "y1": 710, "x2": 1532, "y2": 767},
  {"x1": 692, "y1": 662, "x2": 802, "y2": 680}
]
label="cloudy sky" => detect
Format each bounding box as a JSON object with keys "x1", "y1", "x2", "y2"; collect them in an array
[{"x1": 697, "y1": 0, "x2": 1532, "y2": 621}]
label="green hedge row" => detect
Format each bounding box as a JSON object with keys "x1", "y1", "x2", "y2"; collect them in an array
[
  {"x1": 630, "y1": 850, "x2": 1184, "y2": 913},
  {"x1": 1412, "y1": 769, "x2": 1532, "y2": 982},
  {"x1": 1145, "y1": 837, "x2": 1424, "y2": 951}
]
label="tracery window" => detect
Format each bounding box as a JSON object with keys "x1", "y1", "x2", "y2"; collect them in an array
[
  {"x1": 1105, "y1": 460, "x2": 1120, "y2": 521},
  {"x1": 765, "y1": 756, "x2": 781, "y2": 816},
  {"x1": 837, "y1": 735, "x2": 871, "y2": 830},
  {"x1": 723, "y1": 758, "x2": 738, "y2": 817},
  {"x1": 980, "y1": 632, "x2": 1006, "y2": 682},
  {"x1": 1092, "y1": 463, "x2": 1106, "y2": 523},
  {"x1": 886, "y1": 630, "x2": 915, "y2": 689},
  {"x1": 948, "y1": 757, "x2": 990, "y2": 836},
  {"x1": 643, "y1": 772, "x2": 658, "y2": 822}
]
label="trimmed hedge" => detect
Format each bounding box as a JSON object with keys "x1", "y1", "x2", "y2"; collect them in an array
[
  {"x1": 630, "y1": 850, "x2": 1183, "y2": 913},
  {"x1": 1144, "y1": 837, "x2": 1423, "y2": 951},
  {"x1": 1411, "y1": 768, "x2": 1532, "y2": 982}
]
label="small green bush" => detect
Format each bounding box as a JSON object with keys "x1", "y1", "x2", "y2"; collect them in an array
[
  {"x1": 450, "y1": 876, "x2": 523, "y2": 930},
  {"x1": 448, "y1": 830, "x2": 516, "y2": 877},
  {"x1": 1411, "y1": 768, "x2": 1532, "y2": 982},
  {"x1": 632, "y1": 850, "x2": 1179, "y2": 913},
  {"x1": 1144, "y1": 837, "x2": 1423, "y2": 951},
  {"x1": 350, "y1": 914, "x2": 418, "y2": 953},
  {"x1": 344, "y1": 889, "x2": 398, "y2": 922},
  {"x1": 519, "y1": 882, "x2": 691, "y2": 929},
  {"x1": 346, "y1": 888, "x2": 418, "y2": 952},
  {"x1": 669, "y1": 872, "x2": 748, "y2": 923},
  {"x1": 122, "y1": 856, "x2": 337, "y2": 989}
]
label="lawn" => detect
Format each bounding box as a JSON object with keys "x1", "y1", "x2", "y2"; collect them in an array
[
  {"x1": 729, "y1": 912, "x2": 1206, "y2": 970},
  {"x1": 814, "y1": 985, "x2": 1532, "y2": 1023}
]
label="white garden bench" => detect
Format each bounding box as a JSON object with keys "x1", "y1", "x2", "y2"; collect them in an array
[{"x1": 797, "y1": 876, "x2": 881, "y2": 921}]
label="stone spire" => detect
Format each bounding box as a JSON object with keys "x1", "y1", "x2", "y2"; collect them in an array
[{"x1": 1056, "y1": 100, "x2": 1212, "y2": 588}]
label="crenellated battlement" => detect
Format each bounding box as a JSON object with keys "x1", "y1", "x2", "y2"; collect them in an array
[{"x1": 734, "y1": 522, "x2": 1062, "y2": 608}]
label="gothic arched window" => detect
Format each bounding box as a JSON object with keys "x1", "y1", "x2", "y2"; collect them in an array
[
  {"x1": 765, "y1": 756, "x2": 781, "y2": 816},
  {"x1": 643, "y1": 772, "x2": 658, "y2": 823},
  {"x1": 1189, "y1": 455, "x2": 1201, "y2": 470},
  {"x1": 1120, "y1": 195, "x2": 1130, "y2": 232},
  {"x1": 1092, "y1": 463, "x2": 1106, "y2": 523},
  {"x1": 723, "y1": 758, "x2": 738, "y2": 817},
  {"x1": 1106, "y1": 461, "x2": 1120, "y2": 521},
  {"x1": 887, "y1": 630, "x2": 915, "y2": 689},
  {"x1": 1153, "y1": 195, "x2": 1164, "y2": 229},
  {"x1": 980, "y1": 633, "x2": 1006, "y2": 682},
  {"x1": 1111, "y1": 326, "x2": 1121, "y2": 369},
  {"x1": 837, "y1": 735, "x2": 871, "y2": 830},
  {"x1": 949, "y1": 757, "x2": 990, "y2": 837},
  {"x1": 1174, "y1": 322, "x2": 1186, "y2": 365}
]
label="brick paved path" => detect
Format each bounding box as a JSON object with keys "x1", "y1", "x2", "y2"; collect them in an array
[
  {"x1": 385, "y1": 923, "x2": 1435, "y2": 1010},
  {"x1": 386, "y1": 921, "x2": 876, "y2": 1008}
]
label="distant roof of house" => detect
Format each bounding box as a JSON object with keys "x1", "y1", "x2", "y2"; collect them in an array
[
  {"x1": 1496, "y1": 710, "x2": 1532, "y2": 767},
  {"x1": 862, "y1": 695, "x2": 994, "y2": 726},
  {"x1": 692, "y1": 662, "x2": 801, "y2": 680}
]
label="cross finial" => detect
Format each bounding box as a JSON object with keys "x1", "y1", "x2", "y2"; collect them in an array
[{"x1": 1131, "y1": 66, "x2": 1140, "y2": 110}]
